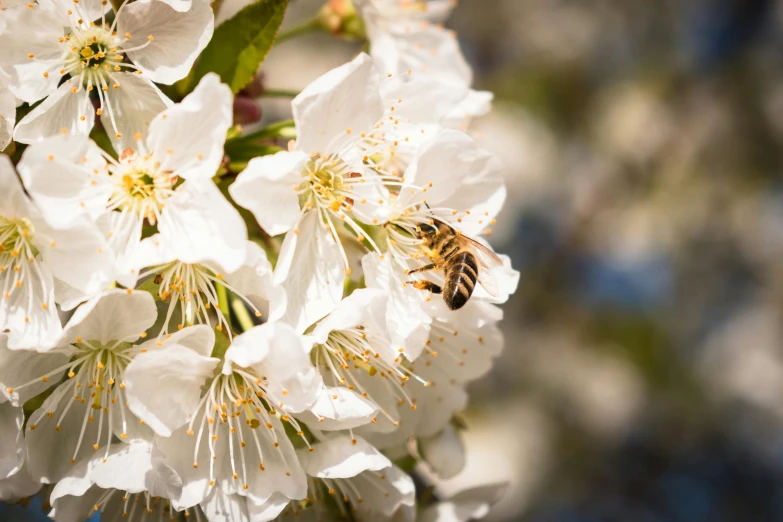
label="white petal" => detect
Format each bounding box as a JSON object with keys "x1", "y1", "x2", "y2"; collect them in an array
[
  {"x1": 302, "y1": 386, "x2": 378, "y2": 431},
  {"x1": 0, "y1": 258, "x2": 62, "y2": 351},
  {"x1": 418, "y1": 483, "x2": 507, "y2": 522},
  {"x1": 60, "y1": 289, "x2": 157, "y2": 345},
  {"x1": 139, "y1": 322, "x2": 216, "y2": 357},
  {"x1": 226, "y1": 322, "x2": 322, "y2": 413},
  {"x1": 158, "y1": 181, "x2": 248, "y2": 273},
  {"x1": 299, "y1": 435, "x2": 390, "y2": 479},
  {"x1": 419, "y1": 425, "x2": 465, "y2": 479},
  {"x1": 276, "y1": 211, "x2": 344, "y2": 334},
  {"x1": 293, "y1": 53, "x2": 383, "y2": 155},
  {"x1": 0, "y1": 464, "x2": 41, "y2": 503},
  {"x1": 91, "y1": 442, "x2": 177, "y2": 494},
  {"x1": 0, "y1": 334, "x2": 69, "y2": 404},
  {"x1": 201, "y1": 487, "x2": 251, "y2": 522},
  {"x1": 156, "y1": 427, "x2": 214, "y2": 509},
  {"x1": 102, "y1": 71, "x2": 172, "y2": 153},
  {"x1": 25, "y1": 383, "x2": 102, "y2": 483},
  {"x1": 125, "y1": 343, "x2": 219, "y2": 436},
  {"x1": 14, "y1": 79, "x2": 94, "y2": 144},
  {"x1": 119, "y1": 0, "x2": 214, "y2": 84},
  {"x1": 221, "y1": 241, "x2": 287, "y2": 322},
  {"x1": 310, "y1": 288, "x2": 389, "y2": 345},
  {"x1": 17, "y1": 135, "x2": 110, "y2": 228},
  {"x1": 229, "y1": 151, "x2": 307, "y2": 236},
  {"x1": 405, "y1": 129, "x2": 477, "y2": 204},
  {"x1": 0, "y1": 5, "x2": 65, "y2": 103},
  {"x1": 248, "y1": 492, "x2": 291, "y2": 522},
  {"x1": 34, "y1": 217, "x2": 115, "y2": 296},
  {"x1": 366, "y1": 15, "x2": 472, "y2": 88},
  {"x1": 0, "y1": 77, "x2": 16, "y2": 150},
  {"x1": 53, "y1": 277, "x2": 91, "y2": 311},
  {"x1": 147, "y1": 73, "x2": 232, "y2": 181},
  {"x1": 362, "y1": 253, "x2": 430, "y2": 360},
  {"x1": 0, "y1": 401, "x2": 24, "y2": 479}
]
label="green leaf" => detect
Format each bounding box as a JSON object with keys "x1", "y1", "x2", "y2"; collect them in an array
[{"x1": 190, "y1": 0, "x2": 287, "y2": 93}]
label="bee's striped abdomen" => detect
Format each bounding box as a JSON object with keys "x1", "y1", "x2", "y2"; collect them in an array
[{"x1": 443, "y1": 251, "x2": 479, "y2": 310}]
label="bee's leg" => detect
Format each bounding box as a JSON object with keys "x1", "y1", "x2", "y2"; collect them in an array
[
  {"x1": 406, "y1": 262, "x2": 438, "y2": 275},
  {"x1": 407, "y1": 281, "x2": 443, "y2": 294}
]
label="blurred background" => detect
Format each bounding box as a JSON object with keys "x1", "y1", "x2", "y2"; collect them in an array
[{"x1": 6, "y1": 0, "x2": 783, "y2": 520}]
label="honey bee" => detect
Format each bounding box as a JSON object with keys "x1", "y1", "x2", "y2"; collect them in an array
[{"x1": 406, "y1": 219, "x2": 502, "y2": 310}]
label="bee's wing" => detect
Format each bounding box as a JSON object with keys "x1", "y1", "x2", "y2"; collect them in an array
[
  {"x1": 460, "y1": 235, "x2": 503, "y2": 269},
  {"x1": 477, "y1": 265, "x2": 499, "y2": 298}
]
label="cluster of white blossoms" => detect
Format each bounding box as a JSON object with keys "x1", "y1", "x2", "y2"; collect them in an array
[{"x1": 0, "y1": 0, "x2": 517, "y2": 520}]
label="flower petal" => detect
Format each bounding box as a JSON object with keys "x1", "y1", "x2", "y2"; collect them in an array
[
  {"x1": 221, "y1": 241, "x2": 287, "y2": 322},
  {"x1": 0, "y1": 401, "x2": 24, "y2": 479},
  {"x1": 125, "y1": 341, "x2": 220, "y2": 437},
  {"x1": 119, "y1": 0, "x2": 214, "y2": 84},
  {"x1": 293, "y1": 53, "x2": 383, "y2": 155},
  {"x1": 275, "y1": 211, "x2": 344, "y2": 334},
  {"x1": 298, "y1": 435, "x2": 390, "y2": 479},
  {"x1": 101, "y1": 71, "x2": 172, "y2": 153},
  {"x1": 229, "y1": 151, "x2": 307, "y2": 236},
  {"x1": 419, "y1": 425, "x2": 465, "y2": 479},
  {"x1": 301, "y1": 386, "x2": 378, "y2": 431},
  {"x1": 14, "y1": 79, "x2": 94, "y2": 144},
  {"x1": 17, "y1": 135, "x2": 110, "y2": 229},
  {"x1": 34, "y1": 218, "x2": 115, "y2": 296},
  {"x1": 60, "y1": 289, "x2": 157, "y2": 346},
  {"x1": 0, "y1": 5, "x2": 64, "y2": 103},
  {"x1": 226, "y1": 322, "x2": 322, "y2": 414},
  {"x1": 362, "y1": 253, "x2": 430, "y2": 360},
  {"x1": 158, "y1": 181, "x2": 248, "y2": 273},
  {"x1": 147, "y1": 73, "x2": 233, "y2": 181},
  {"x1": 0, "y1": 464, "x2": 40, "y2": 503},
  {"x1": 0, "y1": 75, "x2": 16, "y2": 151}
]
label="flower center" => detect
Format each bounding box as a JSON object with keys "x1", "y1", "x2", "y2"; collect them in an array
[
  {"x1": 299, "y1": 153, "x2": 357, "y2": 214},
  {"x1": 144, "y1": 262, "x2": 261, "y2": 339},
  {"x1": 11, "y1": 339, "x2": 140, "y2": 462},
  {"x1": 184, "y1": 371, "x2": 310, "y2": 489},
  {"x1": 62, "y1": 26, "x2": 124, "y2": 84},
  {"x1": 108, "y1": 156, "x2": 175, "y2": 225},
  {"x1": 0, "y1": 216, "x2": 34, "y2": 261},
  {"x1": 312, "y1": 327, "x2": 429, "y2": 428}
]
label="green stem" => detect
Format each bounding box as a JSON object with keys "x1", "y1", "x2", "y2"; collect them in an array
[
  {"x1": 262, "y1": 89, "x2": 300, "y2": 98},
  {"x1": 231, "y1": 299, "x2": 255, "y2": 332},
  {"x1": 276, "y1": 18, "x2": 323, "y2": 44},
  {"x1": 231, "y1": 119, "x2": 296, "y2": 142},
  {"x1": 217, "y1": 284, "x2": 230, "y2": 320}
]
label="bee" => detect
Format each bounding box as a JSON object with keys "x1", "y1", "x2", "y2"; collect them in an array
[{"x1": 406, "y1": 219, "x2": 502, "y2": 310}]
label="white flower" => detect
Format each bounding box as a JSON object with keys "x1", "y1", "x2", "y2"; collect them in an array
[
  {"x1": 230, "y1": 53, "x2": 390, "y2": 331},
  {"x1": 124, "y1": 322, "x2": 322, "y2": 512},
  {"x1": 17, "y1": 74, "x2": 246, "y2": 289},
  {"x1": 0, "y1": 72, "x2": 15, "y2": 151},
  {"x1": 302, "y1": 288, "x2": 431, "y2": 432},
  {"x1": 0, "y1": 289, "x2": 158, "y2": 483},
  {"x1": 355, "y1": 0, "x2": 471, "y2": 88},
  {"x1": 419, "y1": 482, "x2": 508, "y2": 522},
  {"x1": 364, "y1": 300, "x2": 503, "y2": 464},
  {"x1": 48, "y1": 441, "x2": 189, "y2": 522},
  {"x1": 0, "y1": 154, "x2": 114, "y2": 350},
  {"x1": 0, "y1": 0, "x2": 214, "y2": 150},
  {"x1": 275, "y1": 435, "x2": 416, "y2": 521},
  {"x1": 132, "y1": 237, "x2": 285, "y2": 339}
]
